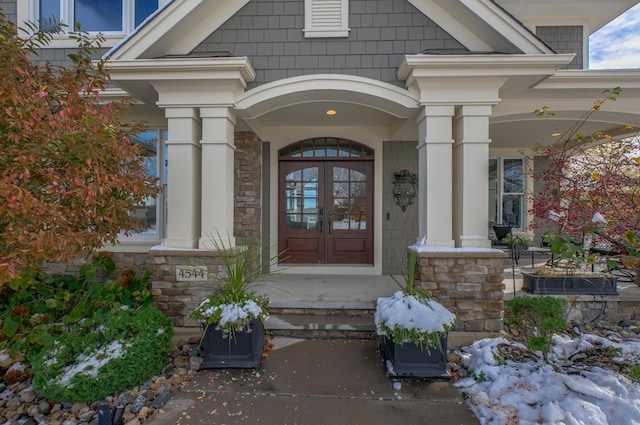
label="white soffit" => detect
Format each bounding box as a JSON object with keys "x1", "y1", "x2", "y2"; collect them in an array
[
  {"x1": 407, "y1": 0, "x2": 554, "y2": 54},
  {"x1": 495, "y1": 0, "x2": 640, "y2": 33}
]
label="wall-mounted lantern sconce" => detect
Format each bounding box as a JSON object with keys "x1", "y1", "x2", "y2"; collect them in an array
[{"x1": 392, "y1": 169, "x2": 417, "y2": 212}]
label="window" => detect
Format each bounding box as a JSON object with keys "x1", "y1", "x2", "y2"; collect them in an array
[
  {"x1": 304, "y1": 0, "x2": 350, "y2": 38},
  {"x1": 489, "y1": 158, "x2": 524, "y2": 228},
  {"x1": 34, "y1": 0, "x2": 158, "y2": 33},
  {"x1": 121, "y1": 129, "x2": 168, "y2": 241}
]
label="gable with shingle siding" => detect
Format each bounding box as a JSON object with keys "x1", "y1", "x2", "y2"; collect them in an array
[{"x1": 190, "y1": 0, "x2": 465, "y2": 88}]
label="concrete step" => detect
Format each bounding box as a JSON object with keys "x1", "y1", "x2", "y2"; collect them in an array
[{"x1": 266, "y1": 304, "x2": 376, "y2": 338}]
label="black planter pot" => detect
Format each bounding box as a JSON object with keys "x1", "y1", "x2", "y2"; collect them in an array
[
  {"x1": 379, "y1": 335, "x2": 449, "y2": 378},
  {"x1": 493, "y1": 225, "x2": 512, "y2": 241},
  {"x1": 522, "y1": 272, "x2": 618, "y2": 295},
  {"x1": 200, "y1": 319, "x2": 266, "y2": 369}
]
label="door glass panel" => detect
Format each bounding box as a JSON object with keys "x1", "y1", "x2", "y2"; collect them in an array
[
  {"x1": 332, "y1": 198, "x2": 349, "y2": 229},
  {"x1": 348, "y1": 199, "x2": 366, "y2": 230},
  {"x1": 350, "y1": 182, "x2": 366, "y2": 197},
  {"x1": 332, "y1": 167, "x2": 367, "y2": 230},
  {"x1": 350, "y1": 170, "x2": 366, "y2": 181},
  {"x1": 333, "y1": 182, "x2": 348, "y2": 197},
  {"x1": 284, "y1": 167, "x2": 318, "y2": 229}
]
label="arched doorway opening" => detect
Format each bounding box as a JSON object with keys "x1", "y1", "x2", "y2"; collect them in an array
[{"x1": 278, "y1": 138, "x2": 374, "y2": 264}]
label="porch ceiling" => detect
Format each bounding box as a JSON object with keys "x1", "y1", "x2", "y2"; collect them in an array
[
  {"x1": 241, "y1": 101, "x2": 399, "y2": 127},
  {"x1": 495, "y1": 0, "x2": 640, "y2": 33},
  {"x1": 490, "y1": 111, "x2": 640, "y2": 149}
]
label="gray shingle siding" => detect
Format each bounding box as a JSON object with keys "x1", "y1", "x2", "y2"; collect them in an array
[
  {"x1": 536, "y1": 26, "x2": 584, "y2": 69},
  {"x1": 0, "y1": 0, "x2": 17, "y2": 26},
  {"x1": 382, "y1": 140, "x2": 419, "y2": 274},
  {"x1": 34, "y1": 47, "x2": 108, "y2": 68},
  {"x1": 191, "y1": 0, "x2": 465, "y2": 88}
]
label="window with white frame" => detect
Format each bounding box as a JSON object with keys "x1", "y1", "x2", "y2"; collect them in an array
[
  {"x1": 489, "y1": 158, "x2": 524, "y2": 228},
  {"x1": 33, "y1": 0, "x2": 158, "y2": 33},
  {"x1": 304, "y1": 0, "x2": 350, "y2": 38},
  {"x1": 120, "y1": 129, "x2": 168, "y2": 241}
]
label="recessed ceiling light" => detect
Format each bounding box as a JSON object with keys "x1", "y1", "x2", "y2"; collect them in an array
[{"x1": 326, "y1": 109, "x2": 337, "y2": 116}]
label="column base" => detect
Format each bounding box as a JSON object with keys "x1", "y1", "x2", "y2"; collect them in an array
[
  {"x1": 421, "y1": 239, "x2": 455, "y2": 248},
  {"x1": 199, "y1": 235, "x2": 235, "y2": 250},
  {"x1": 163, "y1": 238, "x2": 200, "y2": 249},
  {"x1": 458, "y1": 237, "x2": 491, "y2": 248}
]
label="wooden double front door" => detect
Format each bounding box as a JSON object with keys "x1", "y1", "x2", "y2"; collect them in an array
[{"x1": 279, "y1": 160, "x2": 373, "y2": 264}]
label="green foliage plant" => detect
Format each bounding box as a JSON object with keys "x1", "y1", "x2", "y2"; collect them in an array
[
  {"x1": 30, "y1": 306, "x2": 173, "y2": 403},
  {"x1": 503, "y1": 233, "x2": 533, "y2": 248},
  {"x1": 0, "y1": 255, "x2": 153, "y2": 357},
  {"x1": 505, "y1": 296, "x2": 568, "y2": 362},
  {"x1": 537, "y1": 233, "x2": 589, "y2": 275},
  {"x1": 626, "y1": 365, "x2": 640, "y2": 383}
]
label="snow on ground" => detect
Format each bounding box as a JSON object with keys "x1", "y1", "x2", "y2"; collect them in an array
[{"x1": 455, "y1": 336, "x2": 640, "y2": 425}]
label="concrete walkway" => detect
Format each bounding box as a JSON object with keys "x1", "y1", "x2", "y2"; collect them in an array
[
  {"x1": 152, "y1": 255, "x2": 638, "y2": 425},
  {"x1": 148, "y1": 338, "x2": 479, "y2": 425}
]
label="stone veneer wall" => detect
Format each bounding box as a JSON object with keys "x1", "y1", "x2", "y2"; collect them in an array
[
  {"x1": 41, "y1": 252, "x2": 152, "y2": 281},
  {"x1": 149, "y1": 250, "x2": 225, "y2": 327},
  {"x1": 234, "y1": 132, "x2": 262, "y2": 245},
  {"x1": 415, "y1": 251, "x2": 507, "y2": 332}
]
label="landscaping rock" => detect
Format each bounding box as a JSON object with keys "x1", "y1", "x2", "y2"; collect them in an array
[
  {"x1": 0, "y1": 341, "x2": 195, "y2": 424},
  {"x1": 19, "y1": 389, "x2": 37, "y2": 403},
  {"x1": 130, "y1": 395, "x2": 146, "y2": 414}
]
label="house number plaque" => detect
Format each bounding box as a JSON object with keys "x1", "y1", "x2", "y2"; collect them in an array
[{"x1": 176, "y1": 265, "x2": 208, "y2": 281}]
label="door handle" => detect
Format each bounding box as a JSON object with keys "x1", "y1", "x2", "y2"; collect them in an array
[{"x1": 328, "y1": 218, "x2": 332, "y2": 234}]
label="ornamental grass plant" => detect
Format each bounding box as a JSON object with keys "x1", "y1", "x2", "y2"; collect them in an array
[{"x1": 190, "y1": 232, "x2": 280, "y2": 339}]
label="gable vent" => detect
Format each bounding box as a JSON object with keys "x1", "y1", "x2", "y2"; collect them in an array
[{"x1": 304, "y1": 0, "x2": 350, "y2": 38}]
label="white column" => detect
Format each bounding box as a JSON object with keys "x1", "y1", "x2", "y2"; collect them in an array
[
  {"x1": 164, "y1": 108, "x2": 202, "y2": 248},
  {"x1": 453, "y1": 105, "x2": 492, "y2": 248},
  {"x1": 199, "y1": 107, "x2": 236, "y2": 249},
  {"x1": 417, "y1": 105, "x2": 455, "y2": 247}
]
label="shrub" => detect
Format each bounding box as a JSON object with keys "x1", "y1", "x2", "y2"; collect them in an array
[
  {"x1": 505, "y1": 296, "x2": 568, "y2": 361},
  {"x1": 30, "y1": 306, "x2": 173, "y2": 403},
  {"x1": 0, "y1": 258, "x2": 153, "y2": 357}
]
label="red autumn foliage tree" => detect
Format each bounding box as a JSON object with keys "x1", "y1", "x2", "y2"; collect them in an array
[
  {"x1": 0, "y1": 14, "x2": 160, "y2": 284},
  {"x1": 527, "y1": 88, "x2": 640, "y2": 263}
]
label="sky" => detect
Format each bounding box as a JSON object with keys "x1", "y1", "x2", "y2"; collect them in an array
[{"x1": 589, "y1": 3, "x2": 640, "y2": 69}]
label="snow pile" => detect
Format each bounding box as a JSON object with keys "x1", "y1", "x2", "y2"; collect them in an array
[
  {"x1": 53, "y1": 340, "x2": 128, "y2": 387},
  {"x1": 198, "y1": 299, "x2": 265, "y2": 328},
  {"x1": 374, "y1": 291, "x2": 456, "y2": 334},
  {"x1": 455, "y1": 336, "x2": 640, "y2": 425}
]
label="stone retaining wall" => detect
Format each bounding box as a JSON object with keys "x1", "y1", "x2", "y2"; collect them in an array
[
  {"x1": 561, "y1": 296, "x2": 640, "y2": 323},
  {"x1": 415, "y1": 251, "x2": 507, "y2": 332}
]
